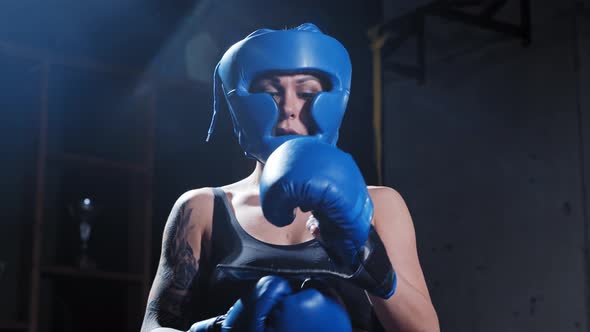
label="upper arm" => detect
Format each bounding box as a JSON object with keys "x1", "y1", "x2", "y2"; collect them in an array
[
  {"x1": 141, "y1": 188, "x2": 214, "y2": 332},
  {"x1": 369, "y1": 186, "x2": 431, "y2": 301}
]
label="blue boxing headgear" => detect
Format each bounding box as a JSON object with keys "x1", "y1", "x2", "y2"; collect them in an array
[{"x1": 207, "y1": 23, "x2": 352, "y2": 163}]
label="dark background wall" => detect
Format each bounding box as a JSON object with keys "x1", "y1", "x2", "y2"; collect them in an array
[
  {"x1": 382, "y1": 0, "x2": 590, "y2": 331},
  {"x1": 1, "y1": 0, "x2": 589, "y2": 331}
]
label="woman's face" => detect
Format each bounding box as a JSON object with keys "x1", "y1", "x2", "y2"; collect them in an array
[{"x1": 250, "y1": 73, "x2": 327, "y2": 136}]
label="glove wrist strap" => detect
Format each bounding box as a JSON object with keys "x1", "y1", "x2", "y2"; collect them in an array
[
  {"x1": 187, "y1": 315, "x2": 225, "y2": 332},
  {"x1": 351, "y1": 225, "x2": 397, "y2": 299}
]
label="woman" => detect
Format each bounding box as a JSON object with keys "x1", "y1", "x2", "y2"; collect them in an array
[{"x1": 141, "y1": 23, "x2": 439, "y2": 332}]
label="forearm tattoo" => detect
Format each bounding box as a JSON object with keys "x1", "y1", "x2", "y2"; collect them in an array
[{"x1": 148, "y1": 205, "x2": 199, "y2": 329}]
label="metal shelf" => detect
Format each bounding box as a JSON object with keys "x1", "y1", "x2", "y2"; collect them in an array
[
  {"x1": 0, "y1": 321, "x2": 28, "y2": 331},
  {"x1": 40, "y1": 266, "x2": 144, "y2": 284}
]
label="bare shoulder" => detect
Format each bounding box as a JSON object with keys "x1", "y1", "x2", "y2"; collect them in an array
[
  {"x1": 366, "y1": 185, "x2": 415, "y2": 236},
  {"x1": 367, "y1": 186, "x2": 408, "y2": 214},
  {"x1": 162, "y1": 187, "x2": 216, "y2": 261},
  {"x1": 367, "y1": 185, "x2": 404, "y2": 201},
  {"x1": 173, "y1": 187, "x2": 216, "y2": 217},
  {"x1": 175, "y1": 188, "x2": 216, "y2": 222}
]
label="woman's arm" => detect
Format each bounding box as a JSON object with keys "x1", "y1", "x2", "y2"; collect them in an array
[
  {"x1": 368, "y1": 186, "x2": 440, "y2": 332},
  {"x1": 141, "y1": 189, "x2": 213, "y2": 332}
]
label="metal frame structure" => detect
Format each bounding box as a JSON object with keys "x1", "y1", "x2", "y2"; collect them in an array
[{"x1": 368, "y1": 0, "x2": 531, "y2": 185}]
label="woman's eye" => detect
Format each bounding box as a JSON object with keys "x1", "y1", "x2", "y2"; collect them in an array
[{"x1": 299, "y1": 92, "x2": 318, "y2": 99}]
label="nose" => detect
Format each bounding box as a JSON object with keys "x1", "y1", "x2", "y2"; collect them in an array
[{"x1": 279, "y1": 89, "x2": 303, "y2": 120}]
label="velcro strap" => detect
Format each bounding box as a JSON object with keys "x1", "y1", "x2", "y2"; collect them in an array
[{"x1": 350, "y1": 226, "x2": 396, "y2": 299}]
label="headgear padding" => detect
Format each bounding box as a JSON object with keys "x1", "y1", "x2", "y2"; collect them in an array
[{"x1": 208, "y1": 23, "x2": 352, "y2": 163}]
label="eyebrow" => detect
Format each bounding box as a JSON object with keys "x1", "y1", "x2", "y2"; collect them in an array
[
  {"x1": 295, "y1": 76, "x2": 322, "y2": 84},
  {"x1": 261, "y1": 76, "x2": 322, "y2": 85}
]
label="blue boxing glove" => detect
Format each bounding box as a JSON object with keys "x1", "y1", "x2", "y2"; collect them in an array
[
  {"x1": 260, "y1": 137, "x2": 396, "y2": 298},
  {"x1": 188, "y1": 276, "x2": 293, "y2": 332},
  {"x1": 267, "y1": 288, "x2": 352, "y2": 332}
]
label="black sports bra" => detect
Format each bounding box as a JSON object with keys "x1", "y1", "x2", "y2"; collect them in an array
[{"x1": 193, "y1": 188, "x2": 383, "y2": 331}]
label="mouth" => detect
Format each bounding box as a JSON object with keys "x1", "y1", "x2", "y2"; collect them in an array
[{"x1": 274, "y1": 128, "x2": 301, "y2": 136}]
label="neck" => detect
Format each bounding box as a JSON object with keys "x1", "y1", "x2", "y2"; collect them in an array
[{"x1": 244, "y1": 161, "x2": 264, "y2": 187}]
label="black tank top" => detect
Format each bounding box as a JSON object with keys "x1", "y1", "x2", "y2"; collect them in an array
[{"x1": 193, "y1": 188, "x2": 384, "y2": 331}]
